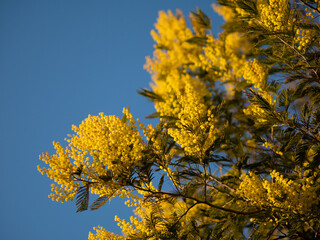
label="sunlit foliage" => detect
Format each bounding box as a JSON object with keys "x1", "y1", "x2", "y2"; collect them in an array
[{"x1": 39, "y1": 1, "x2": 320, "y2": 239}]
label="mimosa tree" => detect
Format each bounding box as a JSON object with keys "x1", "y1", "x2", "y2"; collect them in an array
[{"x1": 38, "y1": 1, "x2": 320, "y2": 239}]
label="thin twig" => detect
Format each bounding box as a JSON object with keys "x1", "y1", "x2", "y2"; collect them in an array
[
  {"x1": 130, "y1": 184, "x2": 264, "y2": 215},
  {"x1": 169, "y1": 202, "x2": 198, "y2": 230},
  {"x1": 208, "y1": 175, "x2": 237, "y2": 193},
  {"x1": 301, "y1": 0, "x2": 320, "y2": 14},
  {"x1": 266, "y1": 223, "x2": 279, "y2": 240}
]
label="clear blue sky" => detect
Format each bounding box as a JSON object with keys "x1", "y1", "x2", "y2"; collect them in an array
[{"x1": 0, "y1": 1, "x2": 222, "y2": 239}]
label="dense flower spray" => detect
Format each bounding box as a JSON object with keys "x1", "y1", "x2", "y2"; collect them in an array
[{"x1": 39, "y1": 1, "x2": 320, "y2": 239}]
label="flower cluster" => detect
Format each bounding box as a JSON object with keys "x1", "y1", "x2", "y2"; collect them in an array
[
  {"x1": 258, "y1": 0, "x2": 293, "y2": 32},
  {"x1": 39, "y1": 1, "x2": 320, "y2": 239},
  {"x1": 68, "y1": 108, "x2": 145, "y2": 179},
  {"x1": 38, "y1": 108, "x2": 146, "y2": 203},
  {"x1": 143, "y1": 10, "x2": 218, "y2": 157},
  {"x1": 114, "y1": 198, "x2": 209, "y2": 239},
  {"x1": 212, "y1": 4, "x2": 236, "y2": 23},
  {"x1": 38, "y1": 142, "x2": 79, "y2": 202},
  {"x1": 242, "y1": 59, "x2": 275, "y2": 123},
  {"x1": 243, "y1": 59, "x2": 267, "y2": 90},
  {"x1": 88, "y1": 226, "x2": 124, "y2": 240},
  {"x1": 167, "y1": 83, "x2": 216, "y2": 156},
  {"x1": 237, "y1": 170, "x2": 319, "y2": 214},
  {"x1": 293, "y1": 7, "x2": 316, "y2": 52},
  {"x1": 237, "y1": 172, "x2": 268, "y2": 207},
  {"x1": 151, "y1": 71, "x2": 209, "y2": 119},
  {"x1": 199, "y1": 34, "x2": 246, "y2": 75},
  {"x1": 145, "y1": 10, "x2": 200, "y2": 81}
]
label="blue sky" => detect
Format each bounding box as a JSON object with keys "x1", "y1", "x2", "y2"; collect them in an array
[{"x1": 0, "y1": 1, "x2": 222, "y2": 239}]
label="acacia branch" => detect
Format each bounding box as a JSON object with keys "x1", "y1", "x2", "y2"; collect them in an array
[
  {"x1": 169, "y1": 202, "x2": 198, "y2": 230},
  {"x1": 130, "y1": 183, "x2": 263, "y2": 216},
  {"x1": 254, "y1": 16, "x2": 319, "y2": 80},
  {"x1": 275, "y1": 35, "x2": 319, "y2": 80},
  {"x1": 266, "y1": 223, "x2": 279, "y2": 240},
  {"x1": 208, "y1": 175, "x2": 237, "y2": 193}
]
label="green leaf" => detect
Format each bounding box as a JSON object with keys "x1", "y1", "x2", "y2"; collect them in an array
[
  {"x1": 75, "y1": 185, "x2": 89, "y2": 212},
  {"x1": 301, "y1": 86, "x2": 320, "y2": 104},
  {"x1": 246, "y1": 89, "x2": 280, "y2": 123},
  {"x1": 90, "y1": 194, "x2": 113, "y2": 211},
  {"x1": 246, "y1": 89, "x2": 271, "y2": 111},
  {"x1": 158, "y1": 173, "x2": 165, "y2": 192},
  {"x1": 236, "y1": 0, "x2": 258, "y2": 15},
  {"x1": 190, "y1": 8, "x2": 211, "y2": 31},
  {"x1": 121, "y1": 112, "x2": 128, "y2": 123},
  {"x1": 310, "y1": 147, "x2": 320, "y2": 170},
  {"x1": 295, "y1": 142, "x2": 310, "y2": 166},
  {"x1": 235, "y1": 81, "x2": 253, "y2": 92},
  {"x1": 284, "y1": 131, "x2": 302, "y2": 152},
  {"x1": 145, "y1": 111, "x2": 160, "y2": 119},
  {"x1": 137, "y1": 88, "x2": 164, "y2": 102},
  {"x1": 277, "y1": 88, "x2": 293, "y2": 110},
  {"x1": 186, "y1": 36, "x2": 208, "y2": 46}
]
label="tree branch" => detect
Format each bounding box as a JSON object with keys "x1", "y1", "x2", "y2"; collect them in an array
[{"x1": 130, "y1": 183, "x2": 263, "y2": 216}]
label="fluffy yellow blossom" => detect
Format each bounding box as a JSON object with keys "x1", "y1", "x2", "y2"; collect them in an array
[
  {"x1": 197, "y1": 34, "x2": 246, "y2": 76},
  {"x1": 167, "y1": 83, "x2": 216, "y2": 156},
  {"x1": 153, "y1": 71, "x2": 210, "y2": 119},
  {"x1": 144, "y1": 10, "x2": 213, "y2": 124},
  {"x1": 293, "y1": 6, "x2": 316, "y2": 52},
  {"x1": 294, "y1": 27, "x2": 314, "y2": 52},
  {"x1": 258, "y1": 0, "x2": 293, "y2": 32},
  {"x1": 88, "y1": 226, "x2": 124, "y2": 240},
  {"x1": 242, "y1": 59, "x2": 276, "y2": 122},
  {"x1": 212, "y1": 4, "x2": 236, "y2": 23},
  {"x1": 145, "y1": 10, "x2": 201, "y2": 81},
  {"x1": 68, "y1": 108, "x2": 146, "y2": 179},
  {"x1": 38, "y1": 108, "x2": 147, "y2": 203},
  {"x1": 238, "y1": 170, "x2": 319, "y2": 214},
  {"x1": 38, "y1": 142, "x2": 79, "y2": 202},
  {"x1": 114, "y1": 198, "x2": 209, "y2": 239},
  {"x1": 237, "y1": 172, "x2": 268, "y2": 207},
  {"x1": 191, "y1": 33, "x2": 248, "y2": 98},
  {"x1": 243, "y1": 59, "x2": 268, "y2": 90},
  {"x1": 150, "y1": 10, "x2": 192, "y2": 50}
]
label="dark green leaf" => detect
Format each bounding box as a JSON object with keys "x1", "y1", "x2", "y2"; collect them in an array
[
  {"x1": 121, "y1": 112, "x2": 128, "y2": 123},
  {"x1": 236, "y1": 0, "x2": 258, "y2": 15},
  {"x1": 90, "y1": 194, "x2": 112, "y2": 211},
  {"x1": 190, "y1": 8, "x2": 211, "y2": 31},
  {"x1": 309, "y1": 146, "x2": 320, "y2": 170},
  {"x1": 246, "y1": 89, "x2": 280, "y2": 123},
  {"x1": 137, "y1": 88, "x2": 164, "y2": 102},
  {"x1": 158, "y1": 173, "x2": 165, "y2": 191},
  {"x1": 145, "y1": 111, "x2": 160, "y2": 119},
  {"x1": 75, "y1": 185, "x2": 89, "y2": 212},
  {"x1": 295, "y1": 142, "x2": 310, "y2": 166},
  {"x1": 186, "y1": 36, "x2": 208, "y2": 46}
]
